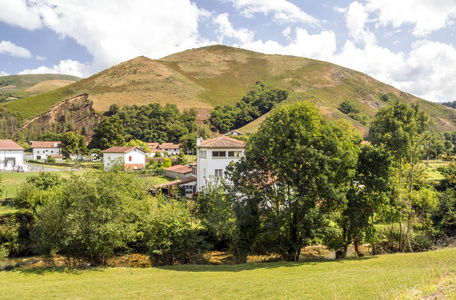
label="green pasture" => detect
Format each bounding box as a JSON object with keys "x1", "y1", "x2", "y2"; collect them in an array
[{"x1": 1, "y1": 247, "x2": 456, "y2": 299}]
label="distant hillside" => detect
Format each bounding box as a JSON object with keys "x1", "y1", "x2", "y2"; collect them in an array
[
  {"x1": 0, "y1": 74, "x2": 80, "y2": 98},
  {"x1": 4, "y1": 45, "x2": 456, "y2": 137}
]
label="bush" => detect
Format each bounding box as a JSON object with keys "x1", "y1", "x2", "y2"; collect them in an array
[{"x1": 47, "y1": 156, "x2": 56, "y2": 163}]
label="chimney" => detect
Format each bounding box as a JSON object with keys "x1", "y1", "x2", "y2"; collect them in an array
[{"x1": 196, "y1": 137, "x2": 203, "y2": 147}]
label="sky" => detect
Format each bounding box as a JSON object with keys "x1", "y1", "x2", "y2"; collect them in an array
[{"x1": 1, "y1": 0, "x2": 456, "y2": 102}]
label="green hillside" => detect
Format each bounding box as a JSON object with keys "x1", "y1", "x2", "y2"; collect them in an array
[
  {"x1": 0, "y1": 74, "x2": 80, "y2": 97},
  {"x1": 4, "y1": 45, "x2": 456, "y2": 136}
]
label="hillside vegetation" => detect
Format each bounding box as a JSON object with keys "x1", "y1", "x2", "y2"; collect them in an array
[
  {"x1": 0, "y1": 74, "x2": 79, "y2": 99},
  {"x1": 4, "y1": 45, "x2": 456, "y2": 136}
]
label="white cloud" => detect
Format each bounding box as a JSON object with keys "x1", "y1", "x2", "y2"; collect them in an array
[
  {"x1": 345, "y1": 2, "x2": 376, "y2": 46},
  {"x1": 213, "y1": 13, "x2": 254, "y2": 44},
  {"x1": 282, "y1": 27, "x2": 291, "y2": 40},
  {"x1": 366, "y1": 0, "x2": 456, "y2": 36},
  {"x1": 0, "y1": 41, "x2": 32, "y2": 58},
  {"x1": 0, "y1": 0, "x2": 42, "y2": 30},
  {"x1": 0, "y1": 0, "x2": 210, "y2": 74},
  {"x1": 18, "y1": 59, "x2": 88, "y2": 78},
  {"x1": 36, "y1": 56, "x2": 47, "y2": 61},
  {"x1": 0, "y1": 71, "x2": 9, "y2": 76},
  {"x1": 227, "y1": 0, "x2": 320, "y2": 25},
  {"x1": 241, "y1": 28, "x2": 337, "y2": 60}
]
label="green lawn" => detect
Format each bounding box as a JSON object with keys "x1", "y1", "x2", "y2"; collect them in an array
[{"x1": 2, "y1": 247, "x2": 456, "y2": 299}]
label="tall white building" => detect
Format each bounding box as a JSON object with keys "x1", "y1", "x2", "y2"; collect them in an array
[{"x1": 196, "y1": 136, "x2": 245, "y2": 191}]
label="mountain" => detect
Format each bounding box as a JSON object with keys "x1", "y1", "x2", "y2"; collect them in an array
[
  {"x1": 4, "y1": 45, "x2": 456, "y2": 137},
  {"x1": 0, "y1": 74, "x2": 80, "y2": 99}
]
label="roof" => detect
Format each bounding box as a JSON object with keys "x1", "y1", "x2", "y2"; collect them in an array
[
  {"x1": 189, "y1": 161, "x2": 197, "y2": 166},
  {"x1": 155, "y1": 176, "x2": 196, "y2": 188},
  {"x1": 30, "y1": 141, "x2": 61, "y2": 148},
  {"x1": 198, "y1": 135, "x2": 246, "y2": 149},
  {"x1": 124, "y1": 163, "x2": 144, "y2": 170},
  {"x1": 102, "y1": 146, "x2": 148, "y2": 154},
  {"x1": 147, "y1": 143, "x2": 159, "y2": 149},
  {"x1": 164, "y1": 165, "x2": 192, "y2": 174},
  {"x1": 159, "y1": 143, "x2": 180, "y2": 149},
  {"x1": 0, "y1": 139, "x2": 24, "y2": 150}
]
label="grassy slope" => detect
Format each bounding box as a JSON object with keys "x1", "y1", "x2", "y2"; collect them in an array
[
  {"x1": 0, "y1": 74, "x2": 79, "y2": 95},
  {"x1": 2, "y1": 247, "x2": 456, "y2": 299},
  {"x1": 5, "y1": 45, "x2": 456, "y2": 135}
]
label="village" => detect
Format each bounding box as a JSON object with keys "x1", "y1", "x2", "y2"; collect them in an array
[{"x1": 0, "y1": 129, "x2": 246, "y2": 198}]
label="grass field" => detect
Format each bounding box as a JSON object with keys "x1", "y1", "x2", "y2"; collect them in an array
[{"x1": 1, "y1": 247, "x2": 456, "y2": 299}]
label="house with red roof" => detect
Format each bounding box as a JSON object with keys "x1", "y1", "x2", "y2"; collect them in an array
[
  {"x1": 164, "y1": 164, "x2": 192, "y2": 179},
  {"x1": 102, "y1": 146, "x2": 147, "y2": 171},
  {"x1": 196, "y1": 135, "x2": 246, "y2": 191},
  {"x1": 0, "y1": 139, "x2": 25, "y2": 171},
  {"x1": 158, "y1": 143, "x2": 180, "y2": 156},
  {"x1": 30, "y1": 141, "x2": 62, "y2": 160}
]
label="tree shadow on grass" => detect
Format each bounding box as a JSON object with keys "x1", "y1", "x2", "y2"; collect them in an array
[
  {"x1": 5, "y1": 265, "x2": 105, "y2": 275},
  {"x1": 157, "y1": 256, "x2": 378, "y2": 273}
]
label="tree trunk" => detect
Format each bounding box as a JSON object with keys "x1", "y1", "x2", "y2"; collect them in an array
[
  {"x1": 353, "y1": 236, "x2": 364, "y2": 257},
  {"x1": 399, "y1": 222, "x2": 403, "y2": 252}
]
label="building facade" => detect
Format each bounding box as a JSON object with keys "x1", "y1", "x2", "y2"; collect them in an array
[
  {"x1": 102, "y1": 146, "x2": 147, "y2": 171},
  {"x1": 0, "y1": 140, "x2": 24, "y2": 171},
  {"x1": 196, "y1": 135, "x2": 245, "y2": 191},
  {"x1": 30, "y1": 141, "x2": 62, "y2": 160}
]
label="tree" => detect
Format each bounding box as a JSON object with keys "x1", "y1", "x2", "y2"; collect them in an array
[
  {"x1": 162, "y1": 158, "x2": 172, "y2": 168},
  {"x1": 368, "y1": 101, "x2": 430, "y2": 252},
  {"x1": 32, "y1": 171, "x2": 149, "y2": 266},
  {"x1": 88, "y1": 116, "x2": 125, "y2": 150},
  {"x1": 227, "y1": 102, "x2": 360, "y2": 262},
  {"x1": 124, "y1": 139, "x2": 151, "y2": 154},
  {"x1": 61, "y1": 132, "x2": 79, "y2": 158},
  {"x1": 176, "y1": 151, "x2": 187, "y2": 166}
]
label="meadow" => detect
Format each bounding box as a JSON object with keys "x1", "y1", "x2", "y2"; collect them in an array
[{"x1": 1, "y1": 247, "x2": 456, "y2": 299}]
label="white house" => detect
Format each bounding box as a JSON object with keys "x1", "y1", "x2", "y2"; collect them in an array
[
  {"x1": 158, "y1": 143, "x2": 180, "y2": 156},
  {"x1": 30, "y1": 141, "x2": 62, "y2": 160},
  {"x1": 196, "y1": 135, "x2": 246, "y2": 191},
  {"x1": 102, "y1": 146, "x2": 147, "y2": 171},
  {"x1": 0, "y1": 139, "x2": 25, "y2": 171}
]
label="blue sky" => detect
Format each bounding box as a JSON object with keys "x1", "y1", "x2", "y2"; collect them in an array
[{"x1": 1, "y1": 0, "x2": 456, "y2": 102}]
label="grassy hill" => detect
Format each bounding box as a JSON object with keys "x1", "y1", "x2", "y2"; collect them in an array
[
  {"x1": 0, "y1": 74, "x2": 80, "y2": 98},
  {"x1": 5, "y1": 45, "x2": 456, "y2": 136},
  {"x1": 1, "y1": 247, "x2": 456, "y2": 299}
]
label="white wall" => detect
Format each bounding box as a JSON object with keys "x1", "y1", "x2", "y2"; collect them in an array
[
  {"x1": 0, "y1": 150, "x2": 24, "y2": 170},
  {"x1": 103, "y1": 149, "x2": 145, "y2": 171},
  {"x1": 32, "y1": 147, "x2": 61, "y2": 160},
  {"x1": 196, "y1": 147, "x2": 244, "y2": 191}
]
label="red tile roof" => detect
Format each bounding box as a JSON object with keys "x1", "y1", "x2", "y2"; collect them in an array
[
  {"x1": 159, "y1": 143, "x2": 180, "y2": 149},
  {"x1": 164, "y1": 165, "x2": 192, "y2": 174},
  {"x1": 124, "y1": 163, "x2": 144, "y2": 170},
  {"x1": 102, "y1": 146, "x2": 148, "y2": 153},
  {"x1": 0, "y1": 139, "x2": 24, "y2": 150},
  {"x1": 30, "y1": 141, "x2": 61, "y2": 148},
  {"x1": 147, "y1": 143, "x2": 159, "y2": 149},
  {"x1": 198, "y1": 136, "x2": 246, "y2": 149}
]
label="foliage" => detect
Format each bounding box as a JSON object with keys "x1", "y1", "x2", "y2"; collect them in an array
[
  {"x1": 14, "y1": 172, "x2": 61, "y2": 214},
  {"x1": 176, "y1": 151, "x2": 187, "y2": 166},
  {"x1": 32, "y1": 171, "x2": 149, "y2": 266},
  {"x1": 124, "y1": 139, "x2": 151, "y2": 154},
  {"x1": 210, "y1": 82, "x2": 289, "y2": 133},
  {"x1": 196, "y1": 181, "x2": 235, "y2": 249},
  {"x1": 61, "y1": 132, "x2": 79, "y2": 157},
  {"x1": 338, "y1": 100, "x2": 368, "y2": 125},
  {"x1": 118, "y1": 104, "x2": 197, "y2": 143},
  {"x1": 227, "y1": 102, "x2": 360, "y2": 262},
  {"x1": 46, "y1": 156, "x2": 56, "y2": 163},
  {"x1": 140, "y1": 196, "x2": 208, "y2": 266},
  {"x1": 88, "y1": 116, "x2": 125, "y2": 150},
  {"x1": 162, "y1": 158, "x2": 172, "y2": 168}
]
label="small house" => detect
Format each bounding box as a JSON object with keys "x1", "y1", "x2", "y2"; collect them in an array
[
  {"x1": 0, "y1": 139, "x2": 25, "y2": 171},
  {"x1": 30, "y1": 141, "x2": 62, "y2": 160},
  {"x1": 164, "y1": 164, "x2": 192, "y2": 179},
  {"x1": 102, "y1": 146, "x2": 147, "y2": 171}
]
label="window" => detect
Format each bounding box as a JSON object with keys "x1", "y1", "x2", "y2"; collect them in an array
[
  {"x1": 129, "y1": 156, "x2": 132, "y2": 162},
  {"x1": 228, "y1": 151, "x2": 241, "y2": 158},
  {"x1": 203, "y1": 168, "x2": 206, "y2": 178},
  {"x1": 200, "y1": 150, "x2": 206, "y2": 158},
  {"x1": 212, "y1": 151, "x2": 226, "y2": 158},
  {"x1": 215, "y1": 169, "x2": 223, "y2": 178}
]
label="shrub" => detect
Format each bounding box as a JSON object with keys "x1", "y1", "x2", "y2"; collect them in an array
[{"x1": 47, "y1": 156, "x2": 56, "y2": 163}]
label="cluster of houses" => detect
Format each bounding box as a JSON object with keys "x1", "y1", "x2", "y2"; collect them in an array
[{"x1": 0, "y1": 131, "x2": 246, "y2": 198}]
